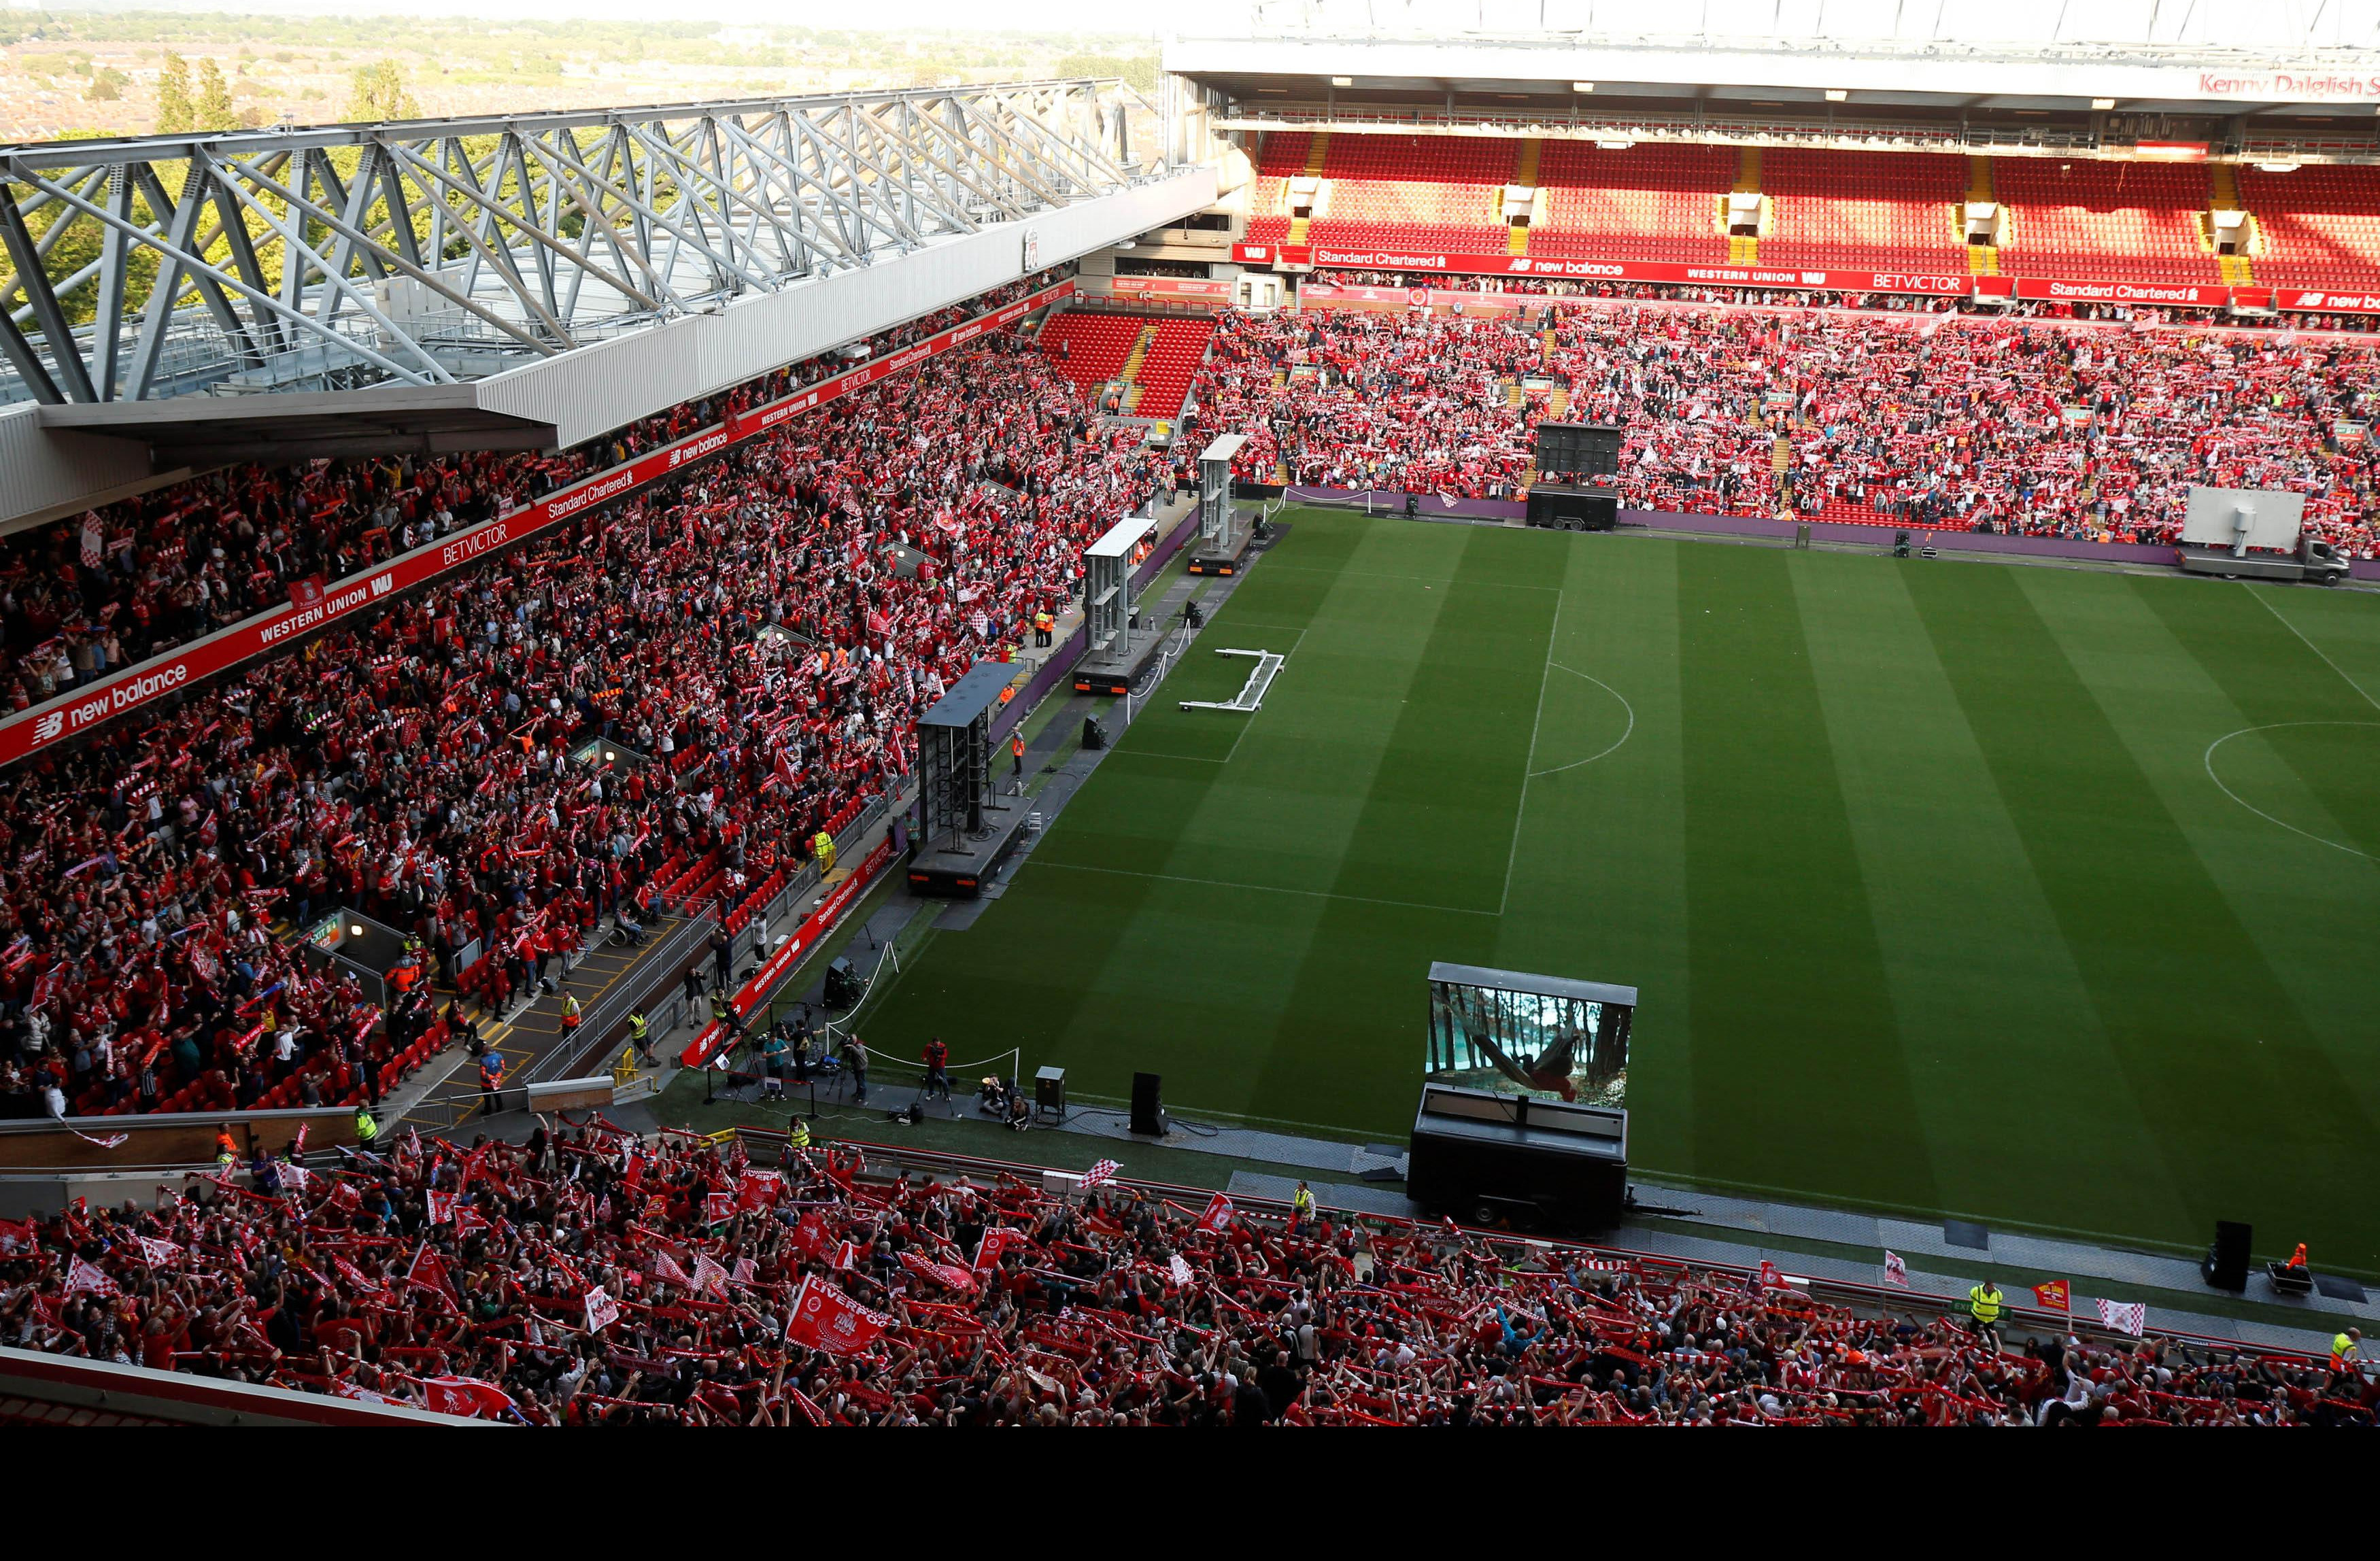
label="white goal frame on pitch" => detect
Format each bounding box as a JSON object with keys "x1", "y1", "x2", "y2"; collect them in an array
[{"x1": 1180, "y1": 648, "x2": 1286, "y2": 714}]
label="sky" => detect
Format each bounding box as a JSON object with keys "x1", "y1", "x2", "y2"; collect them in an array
[
  {"x1": 5, "y1": 0, "x2": 2374, "y2": 50},
  {"x1": 0, "y1": 0, "x2": 1161, "y2": 27}
]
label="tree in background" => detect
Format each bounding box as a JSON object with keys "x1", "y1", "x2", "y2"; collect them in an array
[
  {"x1": 1051, "y1": 53, "x2": 1158, "y2": 93},
  {"x1": 194, "y1": 57, "x2": 236, "y2": 131},
  {"x1": 344, "y1": 59, "x2": 420, "y2": 124},
  {"x1": 154, "y1": 51, "x2": 193, "y2": 133}
]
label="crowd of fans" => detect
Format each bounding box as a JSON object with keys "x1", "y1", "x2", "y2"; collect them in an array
[
  {"x1": 1, "y1": 1123, "x2": 2364, "y2": 1426},
  {"x1": 0, "y1": 304, "x2": 1172, "y2": 1125},
  {"x1": 0, "y1": 275, "x2": 1065, "y2": 716},
  {"x1": 1191, "y1": 297, "x2": 2380, "y2": 554},
  {"x1": 1306, "y1": 269, "x2": 2380, "y2": 334}
]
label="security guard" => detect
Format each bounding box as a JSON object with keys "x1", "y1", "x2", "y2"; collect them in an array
[
  {"x1": 627, "y1": 1004, "x2": 654, "y2": 1064},
  {"x1": 1034, "y1": 607, "x2": 1054, "y2": 647},
  {"x1": 711, "y1": 988, "x2": 743, "y2": 1040},
  {"x1": 214, "y1": 1122, "x2": 239, "y2": 1167},
  {"x1": 2334, "y1": 1327, "x2": 2364, "y2": 1371},
  {"x1": 560, "y1": 991, "x2": 582, "y2": 1033},
  {"x1": 1011, "y1": 732, "x2": 1026, "y2": 779},
  {"x1": 1968, "y1": 1276, "x2": 2005, "y2": 1341},
  {"x1": 1291, "y1": 1180, "x2": 1315, "y2": 1232},
  {"x1": 785, "y1": 1116, "x2": 811, "y2": 1152},
  {"x1": 353, "y1": 1104, "x2": 378, "y2": 1150},
  {"x1": 813, "y1": 829, "x2": 836, "y2": 875}
]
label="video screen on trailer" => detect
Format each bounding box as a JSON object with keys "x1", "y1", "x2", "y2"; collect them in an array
[{"x1": 1425, "y1": 964, "x2": 1633, "y2": 1108}]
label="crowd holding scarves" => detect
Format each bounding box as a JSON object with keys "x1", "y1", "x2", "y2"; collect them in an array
[
  {"x1": 0, "y1": 305, "x2": 1174, "y2": 1125},
  {"x1": 1, "y1": 1122, "x2": 2368, "y2": 1426},
  {"x1": 0, "y1": 275, "x2": 1063, "y2": 714},
  {"x1": 1187, "y1": 298, "x2": 2380, "y2": 557}
]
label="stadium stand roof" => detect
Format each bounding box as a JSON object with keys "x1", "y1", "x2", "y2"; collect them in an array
[
  {"x1": 0, "y1": 81, "x2": 1217, "y2": 530},
  {"x1": 1172, "y1": 5, "x2": 2380, "y2": 150}
]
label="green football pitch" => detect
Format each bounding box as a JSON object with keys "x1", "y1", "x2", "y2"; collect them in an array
[{"x1": 867, "y1": 509, "x2": 2380, "y2": 1271}]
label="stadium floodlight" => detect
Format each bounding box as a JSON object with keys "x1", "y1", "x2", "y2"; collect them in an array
[
  {"x1": 1825, "y1": 88, "x2": 1849, "y2": 101},
  {"x1": 1571, "y1": 81, "x2": 1595, "y2": 92},
  {"x1": 1597, "y1": 138, "x2": 1635, "y2": 150},
  {"x1": 2092, "y1": 97, "x2": 2116, "y2": 109},
  {"x1": 1332, "y1": 75, "x2": 1353, "y2": 86},
  {"x1": 2257, "y1": 162, "x2": 2302, "y2": 173}
]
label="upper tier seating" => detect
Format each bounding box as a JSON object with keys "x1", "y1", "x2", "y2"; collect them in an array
[
  {"x1": 2237, "y1": 163, "x2": 2380, "y2": 290},
  {"x1": 1992, "y1": 159, "x2": 2220, "y2": 285},
  {"x1": 1756, "y1": 149, "x2": 1970, "y2": 273}
]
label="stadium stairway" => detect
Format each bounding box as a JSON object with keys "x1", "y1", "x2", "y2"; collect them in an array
[
  {"x1": 1285, "y1": 131, "x2": 1329, "y2": 245},
  {"x1": 1509, "y1": 137, "x2": 1542, "y2": 256},
  {"x1": 1728, "y1": 146, "x2": 1762, "y2": 265},
  {"x1": 1966, "y1": 156, "x2": 1999, "y2": 275},
  {"x1": 2210, "y1": 162, "x2": 2256, "y2": 286},
  {"x1": 1115, "y1": 322, "x2": 1158, "y2": 411}
]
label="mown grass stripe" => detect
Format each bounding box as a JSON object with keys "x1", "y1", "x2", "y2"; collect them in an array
[{"x1": 1676, "y1": 545, "x2": 1939, "y2": 1212}]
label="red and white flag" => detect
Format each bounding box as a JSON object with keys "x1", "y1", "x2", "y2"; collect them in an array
[
  {"x1": 972, "y1": 1227, "x2": 1015, "y2": 1273},
  {"x1": 1882, "y1": 1251, "x2": 1909, "y2": 1288},
  {"x1": 832, "y1": 1240, "x2": 859, "y2": 1271},
  {"x1": 2033, "y1": 1279, "x2": 2072, "y2": 1314},
  {"x1": 650, "y1": 1250, "x2": 694, "y2": 1288},
  {"x1": 422, "y1": 1375, "x2": 516, "y2": 1420},
  {"x1": 789, "y1": 1213, "x2": 828, "y2": 1259},
  {"x1": 1195, "y1": 1192, "x2": 1234, "y2": 1233},
  {"x1": 1168, "y1": 1254, "x2": 1194, "y2": 1288},
  {"x1": 785, "y1": 1386, "x2": 829, "y2": 1426},
  {"x1": 1756, "y1": 1260, "x2": 1790, "y2": 1290},
  {"x1": 2094, "y1": 1297, "x2": 2147, "y2": 1337},
  {"x1": 732, "y1": 1257, "x2": 757, "y2": 1286},
  {"x1": 136, "y1": 1235, "x2": 185, "y2": 1268},
  {"x1": 900, "y1": 1250, "x2": 977, "y2": 1293},
  {"x1": 584, "y1": 1285, "x2": 620, "y2": 1332},
  {"x1": 406, "y1": 1243, "x2": 462, "y2": 1307},
  {"x1": 784, "y1": 1274, "x2": 892, "y2": 1356},
  {"x1": 704, "y1": 1192, "x2": 736, "y2": 1224},
  {"x1": 1080, "y1": 1159, "x2": 1119, "y2": 1191},
  {"x1": 63, "y1": 1256, "x2": 117, "y2": 1297},
  {"x1": 694, "y1": 1252, "x2": 732, "y2": 1298},
  {"x1": 426, "y1": 1190, "x2": 455, "y2": 1225},
  {"x1": 736, "y1": 1169, "x2": 782, "y2": 1212}
]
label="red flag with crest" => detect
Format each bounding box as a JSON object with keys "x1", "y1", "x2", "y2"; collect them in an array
[{"x1": 784, "y1": 1274, "x2": 891, "y2": 1356}]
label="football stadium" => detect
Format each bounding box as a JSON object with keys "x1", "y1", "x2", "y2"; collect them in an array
[{"x1": 0, "y1": 0, "x2": 2375, "y2": 1426}]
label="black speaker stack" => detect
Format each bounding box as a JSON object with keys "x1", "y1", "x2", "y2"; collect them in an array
[
  {"x1": 2203, "y1": 1219, "x2": 2251, "y2": 1291},
  {"x1": 1129, "y1": 1071, "x2": 1166, "y2": 1135}
]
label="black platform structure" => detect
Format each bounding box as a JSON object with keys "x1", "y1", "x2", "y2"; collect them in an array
[
  {"x1": 1071, "y1": 508, "x2": 1170, "y2": 697},
  {"x1": 1527, "y1": 421, "x2": 1624, "y2": 532},
  {"x1": 1186, "y1": 433, "x2": 1257, "y2": 577},
  {"x1": 1406, "y1": 961, "x2": 1637, "y2": 1231},
  {"x1": 1525, "y1": 485, "x2": 1619, "y2": 530},
  {"x1": 906, "y1": 661, "x2": 1032, "y2": 899}
]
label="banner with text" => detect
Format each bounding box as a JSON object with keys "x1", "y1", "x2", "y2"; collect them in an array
[{"x1": 1236, "y1": 241, "x2": 2373, "y2": 315}]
